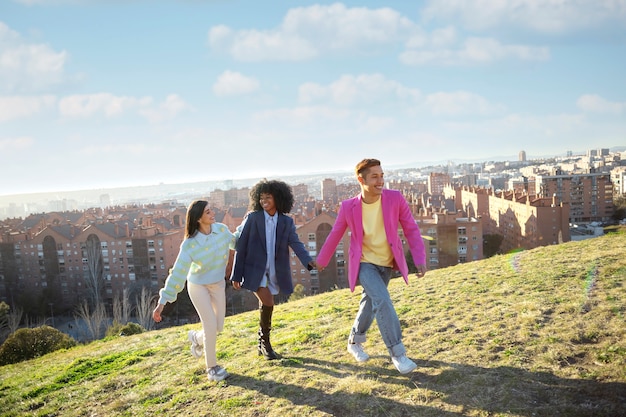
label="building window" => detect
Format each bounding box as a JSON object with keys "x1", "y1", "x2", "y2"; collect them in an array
[{"x1": 308, "y1": 233, "x2": 316, "y2": 241}]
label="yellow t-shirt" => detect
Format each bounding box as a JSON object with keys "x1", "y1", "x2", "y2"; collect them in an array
[{"x1": 360, "y1": 198, "x2": 393, "y2": 267}]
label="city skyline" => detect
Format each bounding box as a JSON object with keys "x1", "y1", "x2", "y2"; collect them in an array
[
  {"x1": 2, "y1": 144, "x2": 623, "y2": 222},
  {"x1": 1, "y1": 1, "x2": 625, "y2": 196}
]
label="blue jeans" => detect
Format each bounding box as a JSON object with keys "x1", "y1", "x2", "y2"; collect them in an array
[{"x1": 348, "y1": 262, "x2": 406, "y2": 357}]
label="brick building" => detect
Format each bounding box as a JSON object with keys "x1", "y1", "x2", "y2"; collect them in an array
[
  {"x1": 534, "y1": 171, "x2": 613, "y2": 223},
  {"x1": 0, "y1": 216, "x2": 181, "y2": 315},
  {"x1": 444, "y1": 185, "x2": 570, "y2": 254}
]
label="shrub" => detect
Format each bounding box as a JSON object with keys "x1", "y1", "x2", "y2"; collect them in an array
[
  {"x1": 105, "y1": 321, "x2": 144, "y2": 338},
  {"x1": 0, "y1": 325, "x2": 77, "y2": 365}
]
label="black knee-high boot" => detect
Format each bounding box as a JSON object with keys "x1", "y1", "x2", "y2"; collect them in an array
[{"x1": 258, "y1": 305, "x2": 279, "y2": 360}]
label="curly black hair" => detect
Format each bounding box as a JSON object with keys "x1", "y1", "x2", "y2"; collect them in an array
[{"x1": 248, "y1": 179, "x2": 295, "y2": 214}]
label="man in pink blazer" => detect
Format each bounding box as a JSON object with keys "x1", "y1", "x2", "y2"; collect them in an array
[{"x1": 316, "y1": 158, "x2": 427, "y2": 374}]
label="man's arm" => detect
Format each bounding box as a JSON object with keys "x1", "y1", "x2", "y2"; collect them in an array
[{"x1": 317, "y1": 202, "x2": 349, "y2": 269}]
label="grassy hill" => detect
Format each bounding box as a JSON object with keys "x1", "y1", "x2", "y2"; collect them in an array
[{"x1": 1, "y1": 233, "x2": 624, "y2": 417}]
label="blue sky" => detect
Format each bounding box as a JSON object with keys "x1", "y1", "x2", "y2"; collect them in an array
[{"x1": 1, "y1": 0, "x2": 625, "y2": 195}]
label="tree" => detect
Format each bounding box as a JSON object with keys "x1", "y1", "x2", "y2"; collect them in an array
[
  {"x1": 483, "y1": 234, "x2": 504, "y2": 258},
  {"x1": 135, "y1": 286, "x2": 156, "y2": 331},
  {"x1": 289, "y1": 284, "x2": 306, "y2": 302},
  {"x1": 112, "y1": 288, "x2": 131, "y2": 325},
  {"x1": 613, "y1": 194, "x2": 626, "y2": 222},
  {"x1": 84, "y1": 234, "x2": 105, "y2": 306},
  {"x1": 0, "y1": 303, "x2": 24, "y2": 344},
  {"x1": 74, "y1": 300, "x2": 107, "y2": 341}
]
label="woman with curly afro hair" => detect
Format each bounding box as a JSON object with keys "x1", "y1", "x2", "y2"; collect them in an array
[{"x1": 230, "y1": 179, "x2": 316, "y2": 359}]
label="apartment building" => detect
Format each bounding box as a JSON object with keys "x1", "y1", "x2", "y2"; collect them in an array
[
  {"x1": 209, "y1": 187, "x2": 250, "y2": 209},
  {"x1": 291, "y1": 183, "x2": 309, "y2": 204},
  {"x1": 428, "y1": 172, "x2": 451, "y2": 195},
  {"x1": 290, "y1": 211, "x2": 349, "y2": 295},
  {"x1": 444, "y1": 185, "x2": 570, "y2": 253},
  {"x1": 321, "y1": 178, "x2": 338, "y2": 204},
  {"x1": 0, "y1": 220, "x2": 182, "y2": 315},
  {"x1": 534, "y1": 171, "x2": 613, "y2": 222},
  {"x1": 416, "y1": 210, "x2": 483, "y2": 270},
  {"x1": 610, "y1": 167, "x2": 626, "y2": 196}
]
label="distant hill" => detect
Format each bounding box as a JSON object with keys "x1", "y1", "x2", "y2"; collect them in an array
[{"x1": 1, "y1": 232, "x2": 624, "y2": 417}]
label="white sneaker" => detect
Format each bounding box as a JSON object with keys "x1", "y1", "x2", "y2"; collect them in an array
[
  {"x1": 347, "y1": 342, "x2": 370, "y2": 362},
  {"x1": 188, "y1": 330, "x2": 203, "y2": 359},
  {"x1": 207, "y1": 365, "x2": 229, "y2": 382},
  {"x1": 392, "y1": 354, "x2": 417, "y2": 374}
]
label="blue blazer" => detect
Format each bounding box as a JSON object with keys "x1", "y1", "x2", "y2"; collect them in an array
[{"x1": 231, "y1": 211, "x2": 312, "y2": 295}]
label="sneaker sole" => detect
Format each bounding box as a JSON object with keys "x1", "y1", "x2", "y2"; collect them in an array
[
  {"x1": 396, "y1": 362, "x2": 417, "y2": 374},
  {"x1": 208, "y1": 372, "x2": 229, "y2": 382}
]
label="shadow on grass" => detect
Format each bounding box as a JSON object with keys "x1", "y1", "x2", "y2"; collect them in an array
[
  {"x1": 224, "y1": 356, "x2": 625, "y2": 417},
  {"x1": 225, "y1": 372, "x2": 463, "y2": 417}
]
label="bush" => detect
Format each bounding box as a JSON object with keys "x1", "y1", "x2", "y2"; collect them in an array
[
  {"x1": 105, "y1": 321, "x2": 144, "y2": 338},
  {"x1": 0, "y1": 325, "x2": 77, "y2": 366}
]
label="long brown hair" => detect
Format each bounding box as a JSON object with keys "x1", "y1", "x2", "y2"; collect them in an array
[{"x1": 185, "y1": 200, "x2": 208, "y2": 239}]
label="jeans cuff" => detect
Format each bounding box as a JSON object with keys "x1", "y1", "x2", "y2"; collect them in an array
[
  {"x1": 389, "y1": 343, "x2": 406, "y2": 357},
  {"x1": 348, "y1": 330, "x2": 367, "y2": 344}
]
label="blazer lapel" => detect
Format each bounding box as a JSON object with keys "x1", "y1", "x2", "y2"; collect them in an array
[
  {"x1": 351, "y1": 196, "x2": 363, "y2": 241},
  {"x1": 276, "y1": 214, "x2": 285, "y2": 240},
  {"x1": 255, "y1": 212, "x2": 268, "y2": 251}
]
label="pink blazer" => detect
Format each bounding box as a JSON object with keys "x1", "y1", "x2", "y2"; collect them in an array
[{"x1": 317, "y1": 189, "x2": 426, "y2": 292}]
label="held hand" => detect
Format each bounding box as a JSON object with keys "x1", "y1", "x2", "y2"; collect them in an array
[
  {"x1": 415, "y1": 264, "x2": 427, "y2": 278},
  {"x1": 232, "y1": 281, "x2": 241, "y2": 290},
  {"x1": 152, "y1": 304, "x2": 164, "y2": 323}
]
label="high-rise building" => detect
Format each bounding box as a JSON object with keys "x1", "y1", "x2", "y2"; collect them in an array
[
  {"x1": 519, "y1": 150, "x2": 527, "y2": 162},
  {"x1": 321, "y1": 178, "x2": 338, "y2": 204},
  {"x1": 428, "y1": 172, "x2": 450, "y2": 195}
]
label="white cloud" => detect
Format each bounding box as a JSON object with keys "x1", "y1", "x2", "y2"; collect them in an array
[
  {"x1": 58, "y1": 93, "x2": 191, "y2": 123},
  {"x1": 577, "y1": 94, "x2": 625, "y2": 114},
  {"x1": 139, "y1": 94, "x2": 192, "y2": 123},
  {"x1": 359, "y1": 116, "x2": 395, "y2": 133},
  {"x1": 0, "y1": 95, "x2": 56, "y2": 122},
  {"x1": 425, "y1": 91, "x2": 505, "y2": 116},
  {"x1": 252, "y1": 106, "x2": 352, "y2": 127},
  {"x1": 208, "y1": 3, "x2": 417, "y2": 62},
  {"x1": 401, "y1": 36, "x2": 550, "y2": 66},
  {"x1": 0, "y1": 22, "x2": 68, "y2": 92},
  {"x1": 298, "y1": 74, "x2": 421, "y2": 106},
  {"x1": 421, "y1": 0, "x2": 626, "y2": 34},
  {"x1": 58, "y1": 93, "x2": 151, "y2": 118},
  {"x1": 213, "y1": 71, "x2": 260, "y2": 97},
  {"x1": 0, "y1": 136, "x2": 34, "y2": 151},
  {"x1": 206, "y1": 3, "x2": 561, "y2": 67}
]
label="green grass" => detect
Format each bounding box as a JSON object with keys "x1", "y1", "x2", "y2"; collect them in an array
[{"x1": 1, "y1": 233, "x2": 625, "y2": 416}]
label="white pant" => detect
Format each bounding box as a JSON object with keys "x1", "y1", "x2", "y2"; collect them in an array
[{"x1": 187, "y1": 279, "x2": 226, "y2": 369}]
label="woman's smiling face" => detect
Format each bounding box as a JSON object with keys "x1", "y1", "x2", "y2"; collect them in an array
[{"x1": 259, "y1": 193, "x2": 277, "y2": 215}]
